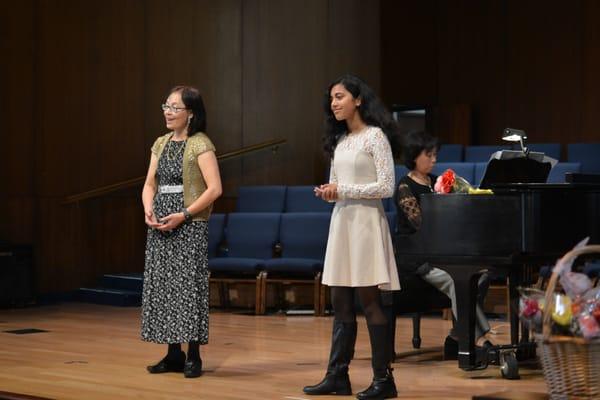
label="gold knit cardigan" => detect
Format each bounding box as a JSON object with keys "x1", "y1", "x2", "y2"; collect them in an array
[{"x1": 151, "y1": 132, "x2": 216, "y2": 221}]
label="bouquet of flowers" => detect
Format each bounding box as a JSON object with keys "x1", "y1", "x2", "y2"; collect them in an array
[{"x1": 434, "y1": 169, "x2": 474, "y2": 194}]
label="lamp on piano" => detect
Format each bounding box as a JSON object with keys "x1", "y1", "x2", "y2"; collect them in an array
[{"x1": 502, "y1": 128, "x2": 529, "y2": 156}]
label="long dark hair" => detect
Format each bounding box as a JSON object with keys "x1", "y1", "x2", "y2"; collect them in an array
[
  {"x1": 402, "y1": 130, "x2": 439, "y2": 170},
  {"x1": 322, "y1": 74, "x2": 401, "y2": 158},
  {"x1": 169, "y1": 85, "x2": 207, "y2": 136}
]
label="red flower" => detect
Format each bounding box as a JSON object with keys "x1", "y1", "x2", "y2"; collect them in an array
[{"x1": 434, "y1": 169, "x2": 473, "y2": 194}]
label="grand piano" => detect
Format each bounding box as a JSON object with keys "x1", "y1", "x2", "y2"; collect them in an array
[{"x1": 394, "y1": 178, "x2": 600, "y2": 370}]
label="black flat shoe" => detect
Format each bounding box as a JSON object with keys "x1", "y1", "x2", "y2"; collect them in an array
[
  {"x1": 476, "y1": 340, "x2": 498, "y2": 365},
  {"x1": 183, "y1": 359, "x2": 203, "y2": 378},
  {"x1": 147, "y1": 351, "x2": 186, "y2": 374},
  {"x1": 443, "y1": 335, "x2": 458, "y2": 360}
]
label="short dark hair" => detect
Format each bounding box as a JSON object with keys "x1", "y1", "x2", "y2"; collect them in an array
[
  {"x1": 169, "y1": 85, "x2": 207, "y2": 136},
  {"x1": 402, "y1": 130, "x2": 439, "y2": 170}
]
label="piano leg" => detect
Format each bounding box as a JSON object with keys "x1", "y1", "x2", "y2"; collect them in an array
[
  {"x1": 449, "y1": 266, "x2": 483, "y2": 370},
  {"x1": 509, "y1": 267, "x2": 537, "y2": 361},
  {"x1": 508, "y1": 269, "x2": 521, "y2": 345}
]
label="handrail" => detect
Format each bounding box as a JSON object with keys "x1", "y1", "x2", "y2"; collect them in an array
[{"x1": 62, "y1": 138, "x2": 287, "y2": 204}]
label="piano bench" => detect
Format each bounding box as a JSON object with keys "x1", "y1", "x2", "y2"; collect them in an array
[{"x1": 388, "y1": 273, "x2": 451, "y2": 353}]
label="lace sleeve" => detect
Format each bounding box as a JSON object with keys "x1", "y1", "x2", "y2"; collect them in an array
[
  {"x1": 329, "y1": 163, "x2": 337, "y2": 184},
  {"x1": 337, "y1": 129, "x2": 395, "y2": 199},
  {"x1": 396, "y1": 183, "x2": 422, "y2": 230}
]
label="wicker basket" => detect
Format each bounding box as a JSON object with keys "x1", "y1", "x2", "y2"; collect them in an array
[{"x1": 537, "y1": 244, "x2": 600, "y2": 399}]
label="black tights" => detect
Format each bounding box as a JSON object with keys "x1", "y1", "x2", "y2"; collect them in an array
[
  {"x1": 331, "y1": 286, "x2": 387, "y2": 326},
  {"x1": 167, "y1": 341, "x2": 201, "y2": 361}
]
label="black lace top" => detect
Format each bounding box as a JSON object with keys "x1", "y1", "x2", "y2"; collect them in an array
[{"x1": 393, "y1": 173, "x2": 437, "y2": 274}]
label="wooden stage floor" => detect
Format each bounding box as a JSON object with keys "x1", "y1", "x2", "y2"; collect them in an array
[{"x1": 0, "y1": 303, "x2": 547, "y2": 399}]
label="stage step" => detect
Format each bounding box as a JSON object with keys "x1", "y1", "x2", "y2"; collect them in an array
[
  {"x1": 76, "y1": 273, "x2": 143, "y2": 307},
  {"x1": 99, "y1": 273, "x2": 143, "y2": 292},
  {"x1": 77, "y1": 287, "x2": 141, "y2": 306}
]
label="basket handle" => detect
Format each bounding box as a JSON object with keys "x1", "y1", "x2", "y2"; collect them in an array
[{"x1": 542, "y1": 244, "x2": 600, "y2": 339}]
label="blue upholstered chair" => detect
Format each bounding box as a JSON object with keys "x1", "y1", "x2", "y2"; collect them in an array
[
  {"x1": 534, "y1": 265, "x2": 553, "y2": 290},
  {"x1": 208, "y1": 213, "x2": 281, "y2": 314},
  {"x1": 465, "y1": 145, "x2": 510, "y2": 162},
  {"x1": 547, "y1": 162, "x2": 581, "y2": 183},
  {"x1": 583, "y1": 262, "x2": 600, "y2": 286},
  {"x1": 432, "y1": 162, "x2": 476, "y2": 185},
  {"x1": 394, "y1": 165, "x2": 409, "y2": 184},
  {"x1": 567, "y1": 143, "x2": 600, "y2": 174},
  {"x1": 527, "y1": 143, "x2": 561, "y2": 160},
  {"x1": 208, "y1": 213, "x2": 226, "y2": 259},
  {"x1": 236, "y1": 186, "x2": 287, "y2": 212},
  {"x1": 536, "y1": 260, "x2": 600, "y2": 290},
  {"x1": 386, "y1": 212, "x2": 397, "y2": 236},
  {"x1": 261, "y1": 212, "x2": 331, "y2": 315},
  {"x1": 382, "y1": 197, "x2": 396, "y2": 212},
  {"x1": 437, "y1": 144, "x2": 464, "y2": 162},
  {"x1": 284, "y1": 186, "x2": 334, "y2": 213}
]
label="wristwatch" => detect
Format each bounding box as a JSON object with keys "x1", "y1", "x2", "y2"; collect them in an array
[{"x1": 181, "y1": 207, "x2": 192, "y2": 222}]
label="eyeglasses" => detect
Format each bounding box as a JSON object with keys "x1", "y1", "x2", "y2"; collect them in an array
[{"x1": 161, "y1": 103, "x2": 188, "y2": 114}]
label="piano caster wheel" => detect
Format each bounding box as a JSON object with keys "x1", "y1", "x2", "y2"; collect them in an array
[{"x1": 500, "y1": 351, "x2": 520, "y2": 380}]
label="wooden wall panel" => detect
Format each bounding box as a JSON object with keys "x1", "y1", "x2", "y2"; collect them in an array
[
  {"x1": 241, "y1": 0, "x2": 328, "y2": 186},
  {"x1": 8, "y1": 0, "x2": 600, "y2": 296},
  {"x1": 437, "y1": 0, "x2": 507, "y2": 144},
  {"x1": 581, "y1": 0, "x2": 600, "y2": 142},
  {"x1": 144, "y1": 0, "x2": 243, "y2": 204},
  {"x1": 380, "y1": 0, "x2": 438, "y2": 106},
  {"x1": 2, "y1": 1, "x2": 382, "y2": 294},
  {"x1": 505, "y1": 0, "x2": 583, "y2": 144},
  {"x1": 36, "y1": 0, "x2": 92, "y2": 196},
  {"x1": 0, "y1": 0, "x2": 35, "y2": 243},
  {"x1": 326, "y1": 0, "x2": 381, "y2": 91},
  {"x1": 381, "y1": 0, "x2": 600, "y2": 145},
  {"x1": 31, "y1": 0, "x2": 148, "y2": 292}
]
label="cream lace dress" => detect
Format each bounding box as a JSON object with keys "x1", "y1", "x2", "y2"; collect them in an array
[{"x1": 322, "y1": 126, "x2": 400, "y2": 291}]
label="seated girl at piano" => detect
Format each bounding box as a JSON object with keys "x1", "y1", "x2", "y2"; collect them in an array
[{"x1": 393, "y1": 130, "x2": 496, "y2": 358}]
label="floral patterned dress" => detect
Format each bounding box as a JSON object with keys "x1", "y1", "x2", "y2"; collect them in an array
[
  {"x1": 141, "y1": 139, "x2": 210, "y2": 344},
  {"x1": 322, "y1": 126, "x2": 400, "y2": 291}
]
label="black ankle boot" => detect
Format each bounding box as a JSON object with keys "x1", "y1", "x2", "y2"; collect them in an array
[
  {"x1": 303, "y1": 320, "x2": 357, "y2": 396},
  {"x1": 356, "y1": 324, "x2": 398, "y2": 399},
  {"x1": 147, "y1": 350, "x2": 186, "y2": 373},
  {"x1": 303, "y1": 372, "x2": 352, "y2": 396},
  {"x1": 356, "y1": 368, "x2": 397, "y2": 399}
]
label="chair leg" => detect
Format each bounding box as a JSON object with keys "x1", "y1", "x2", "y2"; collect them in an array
[
  {"x1": 319, "y1": 283, "x2": 328, "y2": 316},
  {"x1": 255, "y1": 272, "x2": 265, "y2": 315},
  {"x1": 314, "y1": 272, "x2": 322, "y2": 316},
  {"x1": 442, "y1": 308, "x2": 453, "y2": 320},
  {"x1": 275, "y1": 282, "x2": 284, "y2": 311},
  {"x1": 221, "y1": 282, "x2": 230, "y2": 308},
  {"x1": 262, "y1": 272, "x2": 269, "y2": 314},
  {"x1": 412, "y1": 313, "x2": 422, "y2": 349}
]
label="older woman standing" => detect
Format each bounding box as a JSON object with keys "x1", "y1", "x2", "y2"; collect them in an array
[{"x1": 141, "y1": 85, "x2": 222, "y2": 378}]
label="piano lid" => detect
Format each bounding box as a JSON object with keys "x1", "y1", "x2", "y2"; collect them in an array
[{"x1": 479, "y1": 150, "x2": 557, "y2": 189}]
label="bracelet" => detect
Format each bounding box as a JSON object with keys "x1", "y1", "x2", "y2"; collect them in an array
[{"x1": 181, "y1": 208, "x2": 192, "y2": 221}]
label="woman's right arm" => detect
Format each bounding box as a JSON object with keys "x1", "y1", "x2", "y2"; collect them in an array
[
  {"x1": 142, "y1": 154, "x2": 160, "y2": 227},
  {"x1": 395, "y1": 183, "x2": 422, "y2": 231}
]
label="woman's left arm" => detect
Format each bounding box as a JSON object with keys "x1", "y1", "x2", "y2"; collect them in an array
[
  {"x1": 156, "y1": 150, "x2": 222, "y2": 230},
  {"x1": 336, "y1": 130, "x2": 395, "y2": 200},
  {"x1": 186, "y1": 150, "x2": 223, "y2": 215}
]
